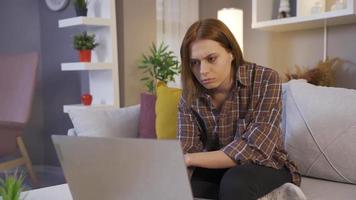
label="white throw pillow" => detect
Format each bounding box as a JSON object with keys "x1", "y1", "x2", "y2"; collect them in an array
[
  {"x1": 284, "y1": 80, "x2": 356, "y2": 184},
  {"x1": 68, "y1": 105, "x2": 140, "y2": 138}
]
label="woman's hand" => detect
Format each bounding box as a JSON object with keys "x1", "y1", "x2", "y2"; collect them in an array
[{"x1": 184, "y1": 153, "x2": 192, "y2": 167}]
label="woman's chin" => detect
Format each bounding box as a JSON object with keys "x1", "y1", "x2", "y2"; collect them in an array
[{"x1": 201, "y1": 83, "x2": 217, "y2": 90}]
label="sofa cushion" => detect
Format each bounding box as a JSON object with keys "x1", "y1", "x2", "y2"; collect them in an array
[
  {"x1": 283, "y1": 79, "x2": 356, "y2": 184},
  {"x1": 300, "y1": 176, "x2": 356, "y2": 200},
  {"x1": 68, "y1": 105, "x2": 140, "y2": 138},
  {"x1": 139, "y1": 93, "x2": 156, "y2": 138},
  {"x1": 155, "y1": 82, "x2": 182, "y2": 139}
]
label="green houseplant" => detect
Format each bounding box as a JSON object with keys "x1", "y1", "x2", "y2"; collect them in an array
[
  {"x1": 73, "y1": 31, "x2": 98, "y2": 62},
  {"x1": 73, "y1": 0, "x2": 88, "y2": 16},
  {"x1": 138, "y1": 42, "x2": 180, "y2": 94},
  {"x1": 0, "y1": 171, "x2": 26, "y2": 200}
]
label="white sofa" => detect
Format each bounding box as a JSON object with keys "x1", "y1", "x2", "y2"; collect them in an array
[{"x1": 67, "y1": 80, "x2": 356, "y2": 200}]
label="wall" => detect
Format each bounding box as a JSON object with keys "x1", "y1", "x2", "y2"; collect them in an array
[
  {"x1": 199, "y1": 0, "x2": 356, "y2": 89},
  {"x1": 38, "y1": 0, "x2": 84, "y2": 165},
  {"x1": 118, "y1": 0, "x2": 157, "y2": 106}
]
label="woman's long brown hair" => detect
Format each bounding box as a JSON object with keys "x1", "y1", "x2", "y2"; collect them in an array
[{"x1": 180, "y1": 18, "x2": 246, "y2": 106}]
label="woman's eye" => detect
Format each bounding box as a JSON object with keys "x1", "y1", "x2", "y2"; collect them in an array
[
  {"x1": 190, "y1": 60, "x2": 199, "y2": 67},
  {"x1": 207, "y1": 56, "x2": 216, "y2": 63}
]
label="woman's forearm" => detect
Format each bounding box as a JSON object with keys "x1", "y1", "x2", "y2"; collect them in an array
[{"x1": 184, "y1": 151, "x2": 236, "y2": 169}]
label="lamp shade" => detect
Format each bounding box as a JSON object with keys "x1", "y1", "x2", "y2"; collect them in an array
[{"x1": 217, "y1": 8, "x2": 243, "y2": 53}]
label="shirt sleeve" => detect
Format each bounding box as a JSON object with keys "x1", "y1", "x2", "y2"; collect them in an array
[
  {"x1": 177, "y1": 97, "x2": 204, "y2": 154},
  {"x1": 222, "y1": 70, "x2": 282, "y2": 164}
]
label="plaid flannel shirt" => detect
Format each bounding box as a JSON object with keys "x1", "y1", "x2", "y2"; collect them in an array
[{"x1": 178, "y1": 63, "x2": 301, "y2": 186}]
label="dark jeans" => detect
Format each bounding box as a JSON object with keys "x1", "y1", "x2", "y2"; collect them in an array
[{"x1": 191, "y1": 163, "x2": 292, "y2": 200}]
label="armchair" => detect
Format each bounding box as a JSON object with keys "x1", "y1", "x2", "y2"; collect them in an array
[{"x1": 0, "y1": 52, "x2": 39, "y2": 186}]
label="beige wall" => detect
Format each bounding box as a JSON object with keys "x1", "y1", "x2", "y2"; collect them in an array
[
  {"x1": 117, "y1": 0, "x2": 156, "y2": 106},
  {"x1": 199, "y1": 0, "x2": 356, "y2": 89}
]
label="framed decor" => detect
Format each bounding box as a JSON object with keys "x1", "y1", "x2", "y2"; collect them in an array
[{"x1": 45, "y1": 0, "x2": 69, "y2": 11}]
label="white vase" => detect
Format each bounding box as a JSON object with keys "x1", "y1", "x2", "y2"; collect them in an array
[{"x1": 278, "y1": 0, "x2": 291, "y2": 18}]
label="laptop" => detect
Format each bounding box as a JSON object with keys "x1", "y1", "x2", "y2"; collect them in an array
[{"x1": 52, "y1": 135, "x2": 194, "y2": 200}]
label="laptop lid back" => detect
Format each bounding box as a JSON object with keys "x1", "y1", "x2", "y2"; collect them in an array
[{"x1": 52, "y1": 135, "x2": 193, "y2": 200}]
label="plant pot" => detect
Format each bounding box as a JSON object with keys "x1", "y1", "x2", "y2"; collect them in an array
[
  {"x1": 75, "y1": 5, "x2": 88, "y2": 16},
  {"x1": 79, "y1": 50, "x2": 91, "y2": 62},
  {"x1": 81, "y1": 93, "x2": 92, "y2": 105}
]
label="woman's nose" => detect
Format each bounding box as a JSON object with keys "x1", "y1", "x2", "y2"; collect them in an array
[{"x1": 200, "y1": 61, "x2": 209, "y2": 75}]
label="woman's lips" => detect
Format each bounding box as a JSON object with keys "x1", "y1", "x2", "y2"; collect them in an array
[{"x1": 201, "y1": 78, "x2": 215, "y2": 84}]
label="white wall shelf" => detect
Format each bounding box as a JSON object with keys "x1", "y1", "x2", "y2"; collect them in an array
[
  {"x1": 252, "y1": 0, "x2": 356, "y2": 32},
  {"x1": 61, "y1": 62, "x2": 113, "y2": 71},
  {"x1": 63, "y1": 104, "x2": 114, "y2": 113},
  {"x1": 58, "y1": 17, "x2": 111, "y2": 28},
  {"x1": 59, "y1": 0, "x2": 120, "y2": 113}
]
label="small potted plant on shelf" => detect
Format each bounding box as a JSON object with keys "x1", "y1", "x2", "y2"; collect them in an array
[
  {"x1": 137, "y1": 42, "x2": 180, "y2": 138},
  {"x1": 73, "y1": 31, "x2": 98, "y2": 62},
  {"x1": 0, "y1": 171, "x2": 26, "y2": 200},
  {"x1": 73, "y1": 0, "x2": 88, "y2": 16}
]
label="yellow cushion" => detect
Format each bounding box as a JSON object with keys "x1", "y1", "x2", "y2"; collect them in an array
[{"x1": 155, "y1": 82, "x2": 182, "y2": 139}]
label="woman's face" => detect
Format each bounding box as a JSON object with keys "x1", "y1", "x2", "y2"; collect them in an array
[{"x1": 190, "y1": 39, "x2": 234, "y2": 91}]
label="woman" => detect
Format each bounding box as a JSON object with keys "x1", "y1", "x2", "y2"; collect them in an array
[{"x1": 178, "y1": 18, "x2": 300, "y2": 200}]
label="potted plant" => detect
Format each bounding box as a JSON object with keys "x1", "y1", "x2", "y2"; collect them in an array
[
  {"x1": 0, "y1": 171, "x2": 26, "y2": 200},
  {"x1": 73, "y1": 31, "x2": 98, "y2": 62},
  {"x1": 138, "y1": 42, "x2": 181, "y2": 95},
  {"x1": 137, "y1": 42, "x2": 180, "y2": 138},
  {"x1": 73, "y1": 0, "x2": 88, "y2": 16},
  {"x1": 285, "y1": 57, "x2": 343, "y2": 87}
]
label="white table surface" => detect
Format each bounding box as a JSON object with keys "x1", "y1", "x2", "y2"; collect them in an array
[
  {"x1": 1, "y1": 184, "x2": 209, "y2": 200},
  {"x1": 7, "y1": 184, "x2": 73, "y2": 200}
]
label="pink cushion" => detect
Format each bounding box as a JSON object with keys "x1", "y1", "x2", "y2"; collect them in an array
[{"x1": 139, "y1": 93, "x2": 156, "y2": 138}]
